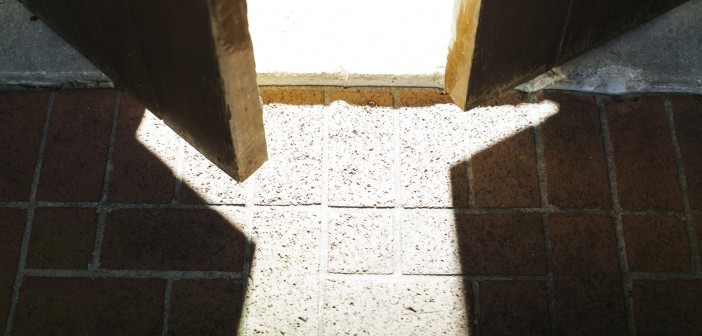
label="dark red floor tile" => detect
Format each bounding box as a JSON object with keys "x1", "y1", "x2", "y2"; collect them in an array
[
  {"x1": 696, "y1": 217, "x2": 702, "y2": 265},
  {"x1": 168, "y1": 279, "x2": 244, "y2": 335},
  {"x1": 671, "y1": 95, "x2": 702, "y2": 210},
  {"x1": 26, "y1": 208, "x2": 97, "y2": 269},
  {"x1": 0, "y1": 209, "x2": 27, "y2": 333},
  {"x1": 398, "y1": 90, "x2": 454, "y2": 107},
  {"x1": 550, "y1": 214, "x2": 627, "y2": 335},
  {"x1": 13, "y1": 277, "x2": 165, "y2": 335},
  {"x1": 107, "y1": 95, "x2": 176, "y2": 203},
  {"x1": 101, "y1": 209, "x2": 246, "y2": 271},
  {"x1": 623, "y1": 215, "x2": 691, "y2": 273},
  {"x1": 479, "y1": 281, "x2": 550, "y2": 336},
  {"x1": 472, "y1": 128, "x2": 541, "y2": 208},
  {"x1": 457, "y1": 214, "x2": 547, "y2": 275},
  {"x1": 605, "y1": 96, "x2": 682, "y2": 211},
  {"x1": 0, "y1": 91, "x2": 48, "y2": 201},
  {"x1": 540, "y1": 93, "x2": 611, "y2": 209},
  {"x1": 632, "y1": 279, "x2": 702, "y2": 336},
  {"x1": 36, "y1": 90, "x2": 117, "y2": 202}
]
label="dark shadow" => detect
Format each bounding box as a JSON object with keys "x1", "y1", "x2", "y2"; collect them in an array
[
  {"x1": 450, "y1": 91, "x2": 630, "y2": 335},
  {"x1": 2, "y1": 89, "x2": 253, "y2": 335}
]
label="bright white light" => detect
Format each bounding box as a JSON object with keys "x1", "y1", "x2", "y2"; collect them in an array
[{"x1": 248, "y1": 0, "x2": 455, "y2": 76}]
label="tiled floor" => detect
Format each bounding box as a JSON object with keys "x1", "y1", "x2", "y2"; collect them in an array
[{"x1": 1, "y1": 89, "x2": 701, "y2": 335}]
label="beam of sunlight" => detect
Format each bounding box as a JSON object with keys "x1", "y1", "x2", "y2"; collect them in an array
[
  {"x1": 137, "y1": 99, "x2": 560, "y2": 333},
  {"x1": 248, "y1": 0, "x2": 455, "y2": 76}
]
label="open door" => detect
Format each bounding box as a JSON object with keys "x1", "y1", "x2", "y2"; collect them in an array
[
  {"x1": 446, "y1": 0, "x2": 689, "y2": 110},
  {"x1": 19, "y1": 0, "x2": 267, "y2": 181}
]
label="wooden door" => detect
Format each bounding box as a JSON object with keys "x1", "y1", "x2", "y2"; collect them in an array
[
  {"x1": 445, "y1": 0, "x2": 688, "y2": 110},
  {"x1": 19, "y1": 0, "x2": 267, "y2": 181}
]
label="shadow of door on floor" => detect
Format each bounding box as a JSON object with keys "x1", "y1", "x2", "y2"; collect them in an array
[{"x1": 4, "y1": 90, "x2": 253, "y2": 335}]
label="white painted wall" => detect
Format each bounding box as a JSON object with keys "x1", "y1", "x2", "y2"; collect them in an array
[{"x1": 248, "y1": 0, "x2": 455, "y2": 86}]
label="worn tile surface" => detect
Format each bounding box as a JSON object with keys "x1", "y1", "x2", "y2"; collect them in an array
[
  {"x1": 605, "y1": 96, "x2": 682, "y2": 211},
  {"x1": 13, "y1": 277, "x2": 165, "y2": 335},
  {"x1": 328, "y1": 103, "x2": 395, "y2": 207},
  {"x1": 255, "y1": 104, "x2": 323, "y2": 205},
  {"x1": 1, "y1": 89, "x2": 700, "y2": 335},
  {"x1": 168, "y1": 279, "x2": 245, "y2": 335},
  {"x1": 328, "y1": 211, "x2": 394, "y2": 274},
  {"x1": 26, "y1": 208, "x2": 97, "y2": 269},
  {"x1": 324, "y1": 278, "x2": 471, "y2": 335},
  {"x1": 0, "y1": 91, "x2": 47, "y2": 201},
  {"x1": 36, "y1": 90, "x2": 116, "y2": 202},
  {"x1": 540, "y1": 92, "x2": 611, "y2": 209},
  {"x1": 400, "y1": 105, "x2": 470, "y2": 207}
]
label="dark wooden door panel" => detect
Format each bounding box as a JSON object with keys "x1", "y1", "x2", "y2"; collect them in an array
[
  {"x1": 446, "y1": 0, "x2": 688, "y2": 110},
  {"x1": 20, "y1": 0, "x2": 267, "y2": 181},
  {"x1": 558, "y1": 0, "x2": 686, "y2": 62}
]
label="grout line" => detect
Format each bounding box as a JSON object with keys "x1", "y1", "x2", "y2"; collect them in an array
[
  {"x1": 324, "y1": 273, "x2": 549, "y2": 281},
  {"x1": 323, "y1": 89, "x2": 331, "y2": 106},
  {"x1": 630, "y1": 271, "x2": 702, "y2": 281},
  {"x1": 172, "y1": 138, "x2": 185, "y2": 204},
  {"x1": 321, "y1": 102, "x2": 330, "y2": 209},
  {"x1": 541, "y1": 214, "x2": 558, "y2": 336},
  {"x1": 471, "y1": 281, "x2": 481, "y2": 336},
  {"x1": 4, "y1": 92, "x2": 54, "y2": 336},
  {"x1": 242, "y1": 135, "x2": 258, "y2": 336},
  {"x1": 23, "y1": 268, "x2": 246, "y2": 280},
  {"x1": 391, "y1": 90, "x2": 400, "y2": 109},
  {"x1": 0, "y1": 202, "x2": 29, "y2": 209},
  {"x1": 241, "y1": 201, "x2": 254, "y2": 336},
  {"x1": 6, "y1": 200, "x2": 695, "y2": 217},
  {"x1": 316, "y1": 98, "x2": 331, "y2": 336},
  {"x1": 533, "y1": 124, "x2": 551, "y2": 209},
  {"x1": 465, "y1": 113, "x2": 476, "y2": 208},
  {"x1": 18, "y1": 266, "x2": 554, "y2": 281},
  {"x1": 90, "y1": 212, "x2": 108, "y2": 270},
  {"x1": 161, "y1": 279, "x2": 174, "y2": 336},
  {"x1": 392, "y1": 103, "x2": 403, "y2": 276},
  {"x1": 466, "y1": 161, "x2": 476, "y2": 208},
  {"x1": 317, "y1": 209, "x2": 329, "y2": 336},
  {"x1": 531, "y1": 114, "x2": 558, "y2": 335},
  {"x1": 664, "y1": 96, "x2": 701, "y2": 275},
  {"x1": 90, "y1": 92, "x2": 122, "y2": 270},
  {"x1": 598, "y1": 95, "x2": 636, "y2": 336},
  {"x1": 99, "y1": 91, "x2": 122, "y2": 205}
]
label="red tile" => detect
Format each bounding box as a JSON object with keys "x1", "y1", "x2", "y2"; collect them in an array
[
  {"x1": 13, "y1": 277, "x2": 165, "y2": 335},
  {"x1": 260, "y1": 88, "x2": 325, "y2": 105},
  {"x1": 329, "y1": 90, "x2": 394, "y2": 107},
  {"x1": 540, "y1": 93, "x2": 611, "y2": 209},
  {"x1": 399, "y1": 90, "x2": 454, "y2": 107},
  {"x1": 479, "y1": 281, "x2": 550, "y2": 336},
  {"x1": 472, "y1": 128, "x2": 541, "y2": 208},
  {"x1": 632, "y1": 280, "x2": 702, "y2": 336},
  {"x1": 101, "y1": 209, "x2": 246, "y2": 271},
  {"x1": 623, "y1": 215, "x2": 691, "y2": 273},
  {"x1": 0, "y1": 209, "x2": 27, "y2": 333},
  {"x1": 550, "y1": 214, "x2": 627, "y2": 335},
  {"x1": 0, "y1": 91, "x2": 48, "y2": 201},
  {"x1": 36, "y1": 90, "x2": 117, "y2": 202},
  {"x1": 26, "y1": 208, "x2": 97, "y2": 269},
  {"x1": 457, "y1": 214, "x2": 547, "y2": 275},
  {"x1": 696, "y1": 217, "x2": 702, "y2": 263},
  {"x1": 671, "y1": 95, "x2": 702, "y2": 210},
  {"x1": 605, "y1": 96, "x2": 682, "y2": 211},
  {"x1": 107, "y1": 95, "x2": 176, "y2": 203},
  {"x1": 168, "y1": 279, "x2": 245, "y2": 335}
]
